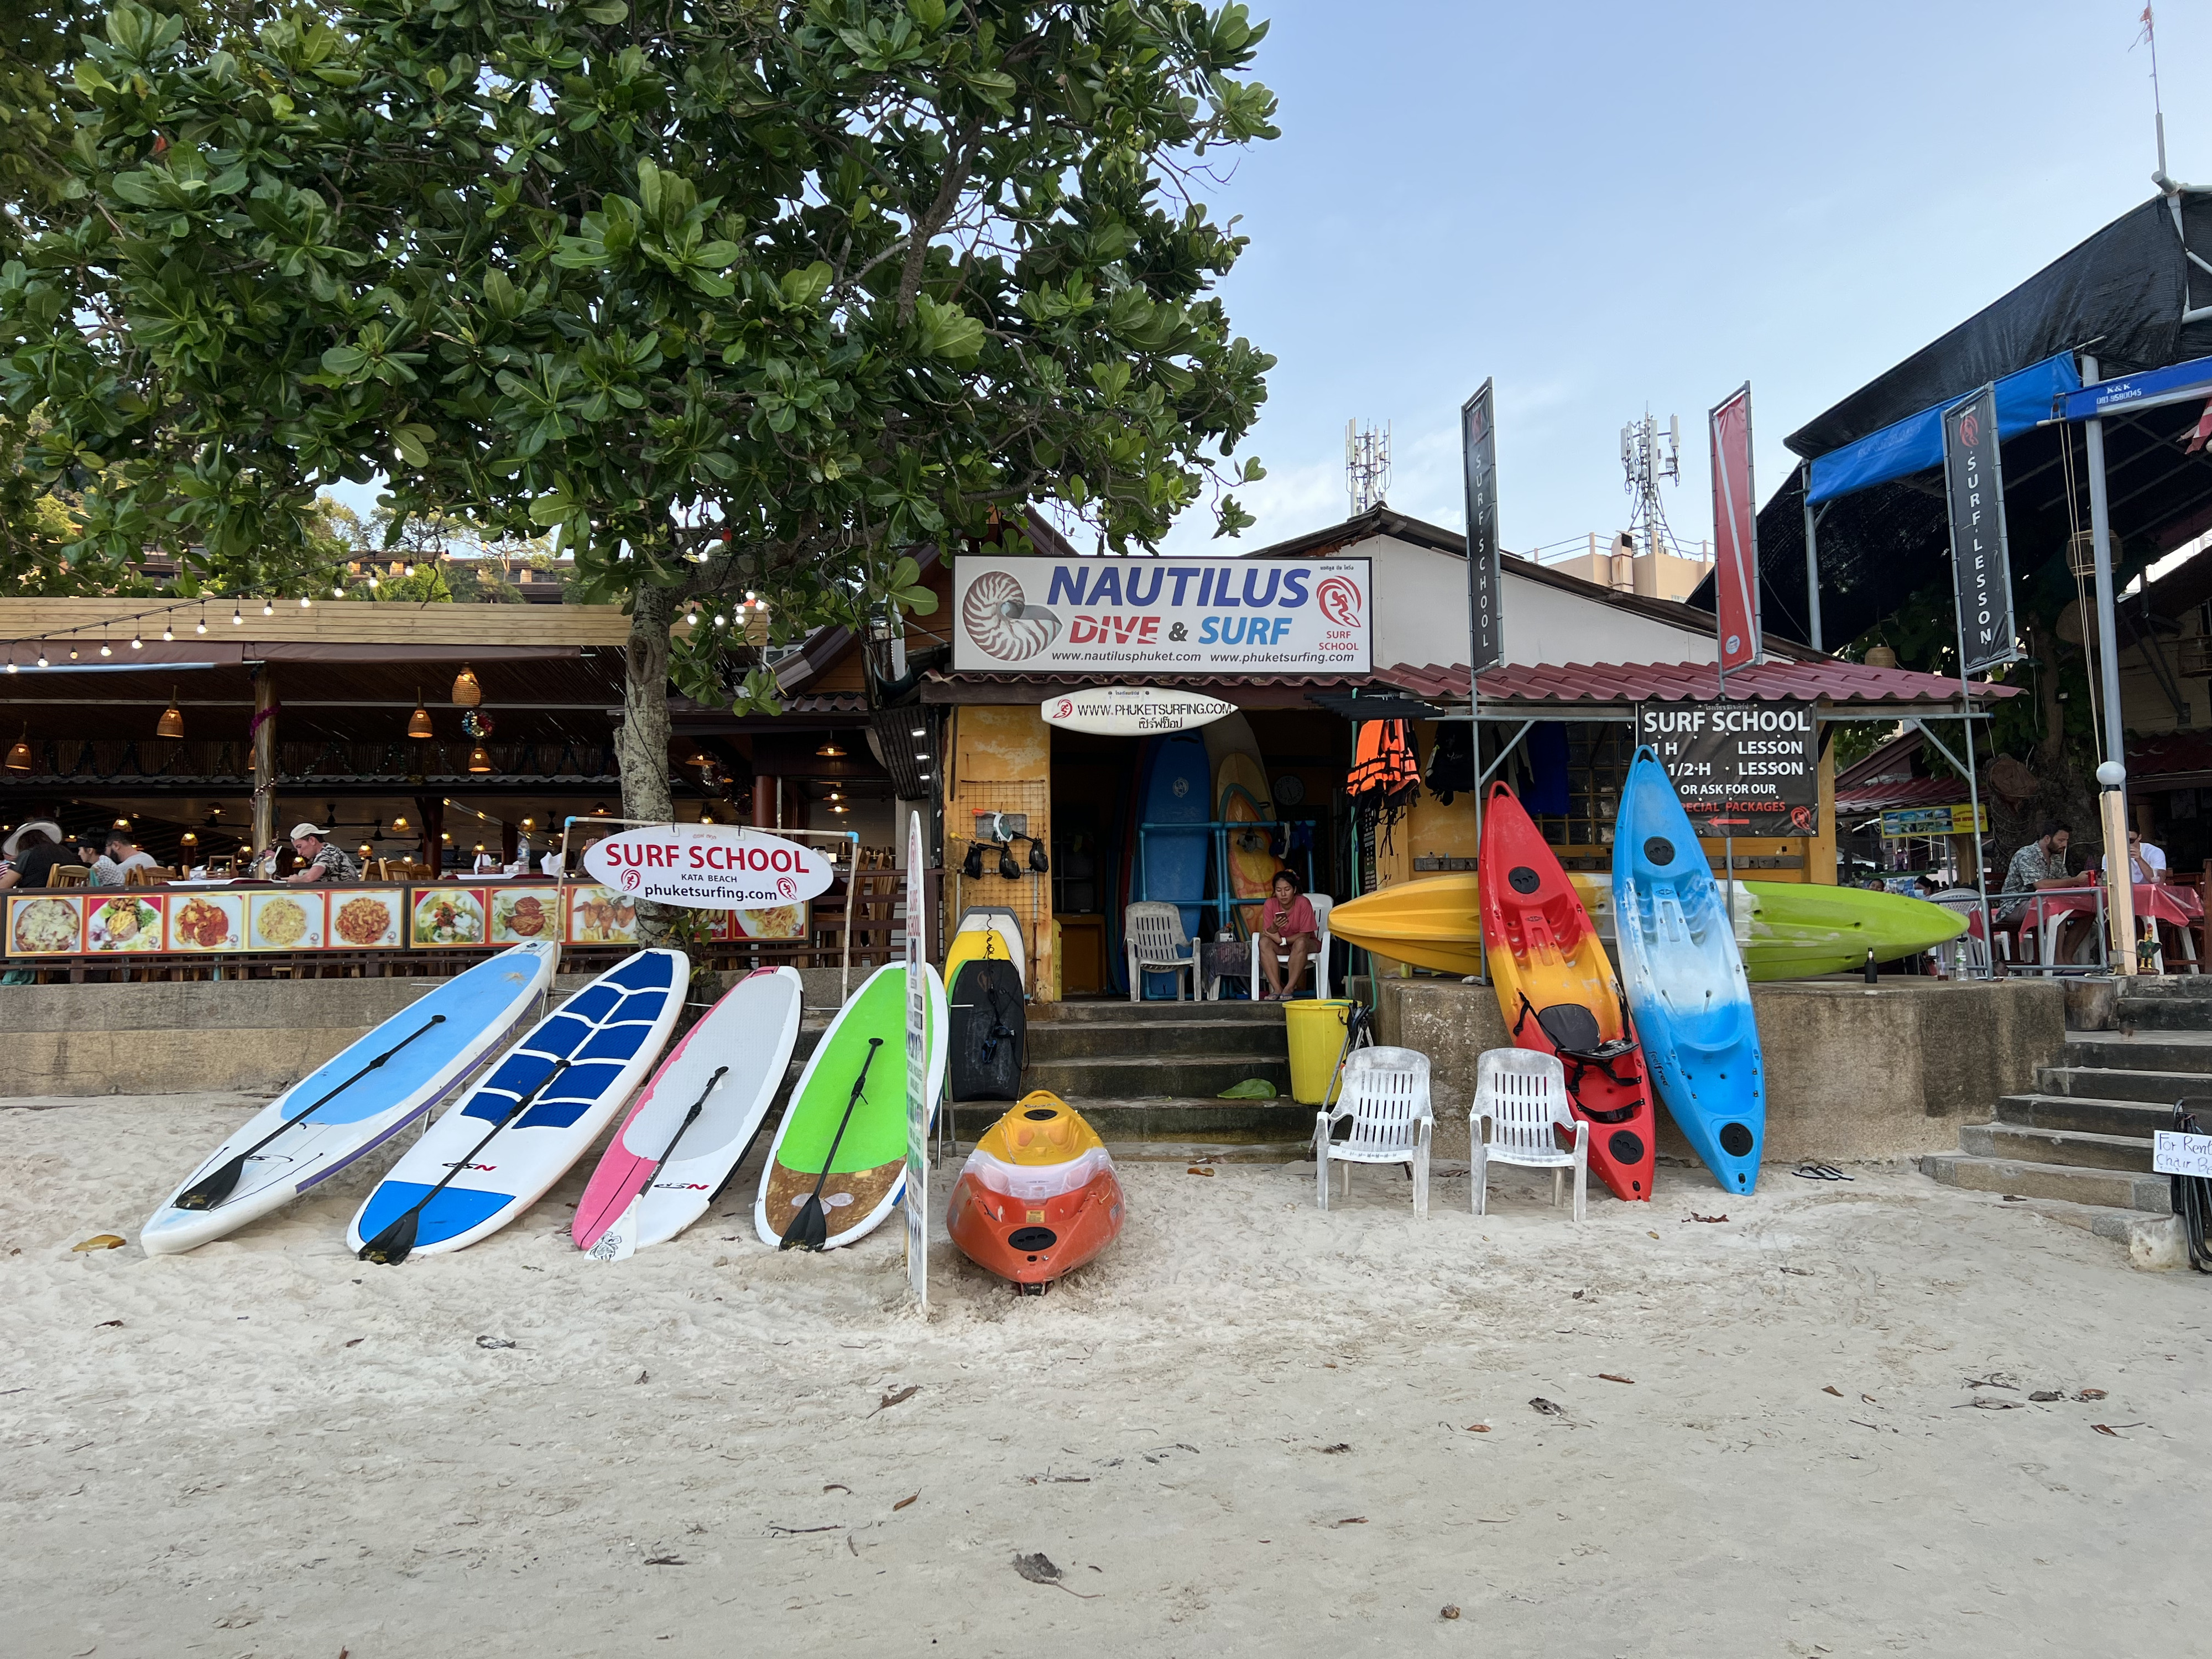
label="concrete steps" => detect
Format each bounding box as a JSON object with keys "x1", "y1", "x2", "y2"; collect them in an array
[
  {"x1": 942, "y1": 1094, "x2": 1314, "y2": 1156},
  {"x1": 1921, "y1": 978, "x2": 2199, "y2": 1234}
]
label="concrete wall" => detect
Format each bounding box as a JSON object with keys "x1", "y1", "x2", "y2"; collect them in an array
[
  {"x1": 1374, "y1": 975, "x2": 2065, "y2": 1167},
  {"x1": 1, "y1": 967, "x2": 857, "y2": 1099}
]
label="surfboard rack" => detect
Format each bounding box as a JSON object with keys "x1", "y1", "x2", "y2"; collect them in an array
[{"x1": 1135, "y1": 818, "x2": 1319, "y2": 937}]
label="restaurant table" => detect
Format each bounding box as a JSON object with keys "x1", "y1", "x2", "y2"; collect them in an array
[{"x1": 1973, "y1": 882, "x2": 2202, "y2": 969}]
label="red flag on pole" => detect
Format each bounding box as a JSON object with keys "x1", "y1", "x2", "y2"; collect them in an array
[{"x1": 1710, "y1": 384, "x2": 1762, "y2": 672}]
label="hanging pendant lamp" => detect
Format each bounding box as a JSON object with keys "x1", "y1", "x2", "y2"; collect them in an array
[
  {"x1": 451, "y1": 664, "x2": 482, "y2": 707},
  {"x1": 4, "y1": 726, "x2": 30, "y2": 772},
  {"x1": 407, "y1": 689, "x2": 434, "y2": 740},
  {"x1": 466, "y1": 744, "x2": 493, "y2": 774},
  {"x1": 156, "y1": 688, "x2": 185, "y2": 740}
]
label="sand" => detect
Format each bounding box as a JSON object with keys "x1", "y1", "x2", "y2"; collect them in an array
[{"x1": 2, "y1": 1091, "x2": 2206, "y2": 1658}]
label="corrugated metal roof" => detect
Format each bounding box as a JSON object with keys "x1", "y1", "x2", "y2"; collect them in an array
[
  {"x1": 1834, "y1": 775, "x2": 1970, "y2": 815},
  {"x1": 1380, "y1": 658, "x2": 2020, "y2": 707}
]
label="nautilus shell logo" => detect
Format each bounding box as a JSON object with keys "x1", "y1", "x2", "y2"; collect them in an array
[
  {"x1": 1316, "y1": 575, "x2": 1363, "y2": 629},
  {"x1": 962, "y1": 569, "x2": 1062, "y2": 662}
]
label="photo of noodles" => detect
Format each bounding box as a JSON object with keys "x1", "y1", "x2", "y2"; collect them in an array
[
  {"x1": 733, "y1": 902, "x2": 807, "y2": 941},
  {"x1": 254, "y1": 895, "x2": 314, "y2": 949},
  {"x1": 335, "y1": 895, "x2": 397, "y2": 948},
  {"x1": 10, "y1": 897, "x2": 82, "y2": 955}
]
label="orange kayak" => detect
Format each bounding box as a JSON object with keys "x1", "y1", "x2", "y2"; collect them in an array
[{"x1": 947, "y1": 1092, "x2": 1124, "y2": 1293}]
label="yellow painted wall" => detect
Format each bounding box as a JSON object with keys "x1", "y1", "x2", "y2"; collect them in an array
[{"x1": 944, "y1": 704, "x2": 1055, "y2": 1000}]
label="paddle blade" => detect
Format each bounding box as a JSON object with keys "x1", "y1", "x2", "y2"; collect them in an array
[
  {"x1": 586, "y1": 1197, "x2": 640, "y2": 1261},
  {"x1": 171, "y1": 1155, "x2": 246, "y2": 1212},
  {"x1": 358, "y1": 1208, "x2": 420, "y2": 1266},
  {"x1": 780, "y1": 1196, "x2": 828, "y2": 1252}
]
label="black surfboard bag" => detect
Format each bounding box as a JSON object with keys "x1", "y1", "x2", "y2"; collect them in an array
[{"x1": 949, "y1": 958, "x2": 1026, "y2": 1102}]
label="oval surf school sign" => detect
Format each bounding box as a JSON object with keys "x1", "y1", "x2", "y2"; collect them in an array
[
  {"x1": 582, "y1": 826, "x2": 834, "y2": 911},
  {"x1": 1042, "y1": 687, "x2": 1238, "y2": 736}
]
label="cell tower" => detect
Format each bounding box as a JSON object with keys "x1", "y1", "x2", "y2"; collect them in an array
[
  {"x1": 1619, "y1": 410, "x2": 1681, "y2": 559},
  {"x1": 1346, "y1": 419, "x2": 1391, "y2": 515}
]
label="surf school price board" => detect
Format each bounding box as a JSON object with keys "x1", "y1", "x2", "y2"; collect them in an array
[
  {"x1": 1633, "y1": 698, "x2": 1819, "y2": 837},
  {"x1": 4, "y1": 883, "x2": 812, "y2": 959}
]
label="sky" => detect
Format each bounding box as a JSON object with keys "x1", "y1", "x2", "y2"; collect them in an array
[{"x1": 1155, "y1": 0, "x2": 2212, "y2": 562}]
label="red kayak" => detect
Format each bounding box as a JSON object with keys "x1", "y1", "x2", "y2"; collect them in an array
[
  {"x1": 947, "y1": 1092, "x2": 1124, "y2": 1293},
  {"x1": 1478, "y1": 783, "x2": 1657, "y2": 1202}
]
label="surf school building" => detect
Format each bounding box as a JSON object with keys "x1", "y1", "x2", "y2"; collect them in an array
[{"x1": 921, "y1": 506, "x2": 2013, "y2": 999}]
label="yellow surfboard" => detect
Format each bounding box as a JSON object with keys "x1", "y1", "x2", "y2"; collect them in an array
[
  {"x1": 1215, "y1": 751, "x2": 1279, "y2": 940},
  {"x1": 945, "y1": 904, "x2": 1026, "y2": 989}
]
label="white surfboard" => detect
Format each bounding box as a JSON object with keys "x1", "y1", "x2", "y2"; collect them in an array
[
  {"x1": 140, "y1": 943, "x2": 556, "y2": 1256},
  {"x1": 347, "y1": 950, "x2": 685, "y2": 1258},
  {"x1": 571, "y1": 966, "x2": 805, "y2": 1257},
  {"x1": 947, "y1": 903, "x2": 1027, "y2": 988}
]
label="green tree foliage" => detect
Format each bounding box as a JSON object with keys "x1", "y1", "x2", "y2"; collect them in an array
[{"x1": 1, "y1": 0, "x2": 1279, "y2": 823}]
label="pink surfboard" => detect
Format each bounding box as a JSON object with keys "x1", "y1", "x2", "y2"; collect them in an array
[{"x1": 574, "y1": 966, "x2": 804, "y2": 1258}]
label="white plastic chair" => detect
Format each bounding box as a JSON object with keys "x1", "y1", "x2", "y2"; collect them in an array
[
  {"x1": 1250, "y1": 893, "x2": 1334, "y2": 1001},
  {"x1": 1125, "y1": 901, "x2": 1198, "y2": 1003},
  {"x1": 1470, "y1": 1048, "x2": 1587, "y2": 1221},
  {"x1": 1315, "y1": 1046, "x2": 1432, "y2": 1218}
]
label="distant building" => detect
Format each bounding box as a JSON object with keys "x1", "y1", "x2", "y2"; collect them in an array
[{"x1": 1545, "y1": 531, "x2": 1714, "y2": 603}]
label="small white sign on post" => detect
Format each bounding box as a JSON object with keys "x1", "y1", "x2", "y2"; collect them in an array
[
  {"x1": 1041, "y1": 687, "x2": 1237, "y2": 737},
  {"x1": 904, "y1": 810, "x2": 928, "y2": 1312},
  {"x1": 582, "y1": 823, "x2": 834, "y2": 910},
  {"x1": 2153, "y1": 1129, "x2": 2212, "y2": 1179}
]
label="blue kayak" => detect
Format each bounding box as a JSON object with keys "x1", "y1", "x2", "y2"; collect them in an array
[{"x1": 1612, "y1": 749, "x2": 1765, "y2": 1192}]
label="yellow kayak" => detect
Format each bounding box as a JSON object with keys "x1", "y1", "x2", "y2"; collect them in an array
[{"x1": 1332, "y1": 872, "x2": 1965, "y2": 983}]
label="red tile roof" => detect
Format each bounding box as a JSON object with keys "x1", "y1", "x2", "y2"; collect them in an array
[{"x1": 1381, "y1": 658, "x2": 2018, "y2": 707}]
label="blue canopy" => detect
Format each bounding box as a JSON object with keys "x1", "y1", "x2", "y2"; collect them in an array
[
  {"x1": 2057, "y1": 352, "x2": 2212, "y2": 422},
  {"x1": 1806, "y1": 352, "x2": 2081, "y2": 505}
]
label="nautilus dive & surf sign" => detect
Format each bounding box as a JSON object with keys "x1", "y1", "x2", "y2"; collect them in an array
[
  {"x1": 583, "y1": 825, "x2": 835, "y2": 910},
  {"x1": 953, "y1": 555, "x2": 1372, "y2": 675},
  {"x1": 1041, "y1": 687, "x2": 1237, "y2": 735}
]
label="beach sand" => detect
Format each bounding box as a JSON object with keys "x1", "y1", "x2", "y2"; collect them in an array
[{"x1": 2, "y1": 1092, "x2": 2205, "y2": 1657}]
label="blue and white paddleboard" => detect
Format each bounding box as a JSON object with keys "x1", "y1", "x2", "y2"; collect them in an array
[
  {"x1": 1613, "y1": 748, "x2": 1765, "y2": 1193},
  {"x1": 140, "y1": 942, "x2": 557, "y2": 1256},
  {"x1": 347, "y1": 949, "x2": 685, "y2": 1258}
]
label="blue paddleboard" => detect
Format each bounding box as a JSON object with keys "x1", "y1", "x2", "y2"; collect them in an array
[
  {"x1": 348, "y1": 950, "x2": 685, "y2": 1256},
  {"x1": 1140, "y1": 732, "x2": 1212, "y2": 940},
  {"x1": 1612, "y1": 748, "x2": 1765, "y2": 1193}
]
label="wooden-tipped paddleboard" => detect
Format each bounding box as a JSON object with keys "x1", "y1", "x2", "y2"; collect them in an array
[{"x1": 754, "y1": 961, "x2": 947, "y2": 1250}]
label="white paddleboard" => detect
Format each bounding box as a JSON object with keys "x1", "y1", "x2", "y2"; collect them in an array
[
  {"x1": 346, "y1": 950, "x2": 685, "y2": 1258},
  {"x1": 571, "y1": 966, "x2": 805, "y2": 1256}
]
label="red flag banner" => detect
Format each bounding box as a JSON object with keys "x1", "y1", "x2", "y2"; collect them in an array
[{"x1": 1709, "y1": 384, "x2": 1761, "y2": 672}]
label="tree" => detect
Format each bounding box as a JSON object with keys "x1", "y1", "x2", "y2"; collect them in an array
[{"x1": 2, "y1": 0, "x2": 1279, "y2": 829}]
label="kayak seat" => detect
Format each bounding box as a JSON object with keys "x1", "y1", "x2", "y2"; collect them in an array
[{"x1": 1533, "y1": 1003, "x2": 1603, "y2": 1054}]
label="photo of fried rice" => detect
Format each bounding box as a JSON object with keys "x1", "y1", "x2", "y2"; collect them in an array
[
  {"x1": 255, "y1": 895, "x2": 312, "y2": 949},
  {"x1": 335, "y1": 895, "x2": 397, "y2": 948},
  {"x1": 10, "y1": 896, "x2": 81, "y2": 955},
  {"x1": 171, "y1": 895, "x2": 237, "y2": 951},
  {"x1": 88, "y1": 895, "x2": 163, "y2": 952},
  {"x1": 413, "y1": 889, "x2": 484, "y2": 946}
]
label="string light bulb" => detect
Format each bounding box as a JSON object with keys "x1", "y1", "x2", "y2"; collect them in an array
[
  {"x1": 100, "y1": 640, "x2": 112, "y2": 657},
  {"x1": 232, "y1": 603, "x2": 243, "y2": 625},
  {"x1": 130, "y1": 630, "x2": 142, "y2": 650},
  {"x1": 262, "y1": 599, "x2": 274, "y2": 615},
  {"x1": 161, "y1": 622, "x2": 173, "y2": 641}
]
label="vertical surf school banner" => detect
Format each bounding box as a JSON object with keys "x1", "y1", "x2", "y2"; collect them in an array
[
  {"x1": 1709, "y1": 384, "x2": 1762, "y2": 671},
  {"x1": 952, "y1": 556, "x2": 1371, "y2": 675},
  {"x1": 1942, "y1": 384, "x2": 2020, "y2": 675},
  {"x1": 1461, "y1": 379, "x2": 1504, "y2": 676},
  {"x1": 904, "y1": 809, "x2": 927, "y2": 1312}
]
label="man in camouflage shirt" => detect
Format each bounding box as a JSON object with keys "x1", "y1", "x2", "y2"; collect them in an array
[{"x1": 286, "y1": 822, "x2": 361, "y2": 885}]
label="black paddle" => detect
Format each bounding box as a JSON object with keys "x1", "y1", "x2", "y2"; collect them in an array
[
  {"x1": 173, "y1": 1015, "x2": 448, "y2": 1211},
  {"x1": 780, "y1": 1037, "x2": 883, "y2": 1253},
  {"x1": 358, "y1": 1053, "x2": 576, "y2": 1265}
]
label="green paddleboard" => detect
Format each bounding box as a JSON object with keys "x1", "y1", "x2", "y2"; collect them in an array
[{"x1": 754, "y1": 962, "x2": 947, "y2": 1249}]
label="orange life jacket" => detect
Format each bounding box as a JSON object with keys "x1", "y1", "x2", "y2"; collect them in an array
[{"x1": 1347, "y1": 719, "x2": 1420, "y2": 799}]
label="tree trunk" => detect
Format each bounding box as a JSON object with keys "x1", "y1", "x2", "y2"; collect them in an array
[{"x1": 618, "y1": 582, "x2": 677, "y2": 944}]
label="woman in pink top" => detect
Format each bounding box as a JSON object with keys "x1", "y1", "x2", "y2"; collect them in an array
[{"x1": 1255, "y1": 869, "x2": 1319, "y2": 1000}]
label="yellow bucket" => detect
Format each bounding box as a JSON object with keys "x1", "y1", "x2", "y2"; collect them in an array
[{"x1": 1284, "y1": 998, "x2": 1357, "y2": 1106}]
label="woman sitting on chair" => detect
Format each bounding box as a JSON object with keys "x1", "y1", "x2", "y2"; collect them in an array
[{"x1": 1255, "y1": 868, "x2": 1320, "y2": 1001}]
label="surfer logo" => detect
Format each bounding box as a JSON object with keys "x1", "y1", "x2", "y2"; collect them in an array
[
  {"x1": 962, "y1": 568, "x2": 1061, "y2": 662},
  {"x1": 620, "y1": 867, "x2": 641, "y2": 891},
  {"x1": 1958, "y1": 410, "x2": 1980, "y2": 447},
  {"x1": 1316, "y1": 576, "x2": 1363, "y2": 630},
  {"x1": 1790, "y1": 805, "x2": 1813, "y2": 832},
  {"x1": 1172, "y1": 776, "x2": 1190, "y2": 798},
  {"x1": 1054, "y1": 698, "x2": 1073, "y2": 719},
  {"x1": 776, "y1": 875, "x2": 797, "y2": 900}
]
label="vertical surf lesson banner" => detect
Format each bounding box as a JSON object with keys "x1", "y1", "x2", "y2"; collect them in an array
[
  {"x1": 1461, "y1": 379, "x2": 1503, "y2": 676},
  {"x1": 903, "y1": 809, "x2": 927, "y2": 1311},
  {"x1": 1709, "y1": 383, "x2": 1762, "y2": 675},
  {"x1": 1942, "y1": 384, "x2": 2019, "y2": 674}
]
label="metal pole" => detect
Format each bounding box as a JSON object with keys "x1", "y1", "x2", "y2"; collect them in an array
[
  {"x1": 1470, "y1": 676, "x2": 1487, "y2": 987},
  {"x1": 1800, "y1": 461, "x2": 1823, "y2": 654},
  {"x1": 2081, "y1": 353, "x2": 2138, "y2": 973}
]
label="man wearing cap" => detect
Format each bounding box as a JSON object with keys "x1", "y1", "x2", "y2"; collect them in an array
[{"x1": 286, "y1": 822, "x2": 360, "y2": 885}]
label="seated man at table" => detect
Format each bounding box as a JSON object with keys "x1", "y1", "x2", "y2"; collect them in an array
[
  {"x1": 285, "y1": 822, "x2": 360, "y2": 885},
  {"x1": 92, "y1": 829, "x2": 160, "y2": 886},
  {"x1": 2001, "y1": 820, "x2": 2094, "y2": 964},
  {"x1": 2125, "y1": 828, "x2": 2167, "y2": 885}
]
